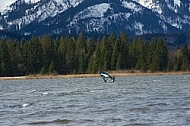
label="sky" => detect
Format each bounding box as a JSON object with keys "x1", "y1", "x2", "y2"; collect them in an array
[{"x1": 0, "y1": 0, "x2": 16, "y2": 12}]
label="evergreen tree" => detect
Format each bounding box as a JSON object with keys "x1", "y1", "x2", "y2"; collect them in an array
[
  {"x1": 180, "y1": 44, "x2": 189, "y2": 71},
  {"x1": 119, "y1": 31, "x2": 129, "y2": 69},
  {"x1": 147, "y1": 38, "x2": 168, "y2": 72},
  {"x1": 54, "y1": 36, "x2": 60, "y2": 50},
  {"x1": 86, "y1": 37, "x2": 96, "y2": 73},
  {"x1": 20, "y1": 38, "x2": 28, "y2": 66},
  {"x1": 0, "y1": 40, "x2": 12, "y2": 76},
  {"x1": 174, "y1": 53, "x2": 182, "y2": 71},
  {"x1": 12, "y1": 43, "x2": 25, "y2": 75},
  {"x1": 107, "y1": 33, "x2": 115, "y2": 70},
  {"x1": 147, "y1": 38, "x2": 157, "y2": 71},
  {"x1": 135, "y1": 40, "x2": 148, "y2": 72},
  {"x1": 129, "y1": 38, "x2": 138, "y2": 69},
  {"x1": 100, "y1": 36, "x2": 108, "y2": 71},
  {"x1": 167, "y1": 51, "x2": 175, "y2": 72},
  {"x1": 86, "y1": 37, "x2": 96, "y2": 62},
  {"x1": 53, "y1": 37, "x2": 61, "y2": 74},
  {"x1": 58, "y1": 36, "x2": 67, "y2": 74},
  {"x1": 156, "y1": 38, "x2": 168, "y2": 71},
  {"x1": 75, "y1": 32, "x2": 86, "y2": 73},
  {"x1": 65, "y1": 37, "x2": 76, "y2": 74},
  {"x1": 93, "y1": 37, "x2": 102, "y2": 72},
  {"x1": 48, "y1": 61, "x2": 55, "y2": 74},
  {"x1": 6, "y1": 39, "x2": 17, "y2": 75},
  {"x1": 116, "y1": 53, "x2": 122, "y2": 70},
  {"x1": 27, "y1": 36, "x2": 43, "y2": 74},
  {"x1": 87, "y1": 56, "x2": 95, "y2": 73},
  {"x1": 41, "y1": 35, "x2": 54, "y2": 73},
  {"x1": 111, "y1": 36, "x2": 120, "y2": 70}
]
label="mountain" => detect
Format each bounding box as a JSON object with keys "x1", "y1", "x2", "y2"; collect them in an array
[{"x1": 0, "y1": 0, "x2": 189, "y2": 36}]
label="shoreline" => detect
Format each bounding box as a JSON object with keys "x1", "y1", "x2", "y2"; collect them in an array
[{"x1": 0, "y1": 71, "x2": 190, "y2": 80}]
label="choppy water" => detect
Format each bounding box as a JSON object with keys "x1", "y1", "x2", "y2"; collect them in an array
[{"x1": 1, "y1": 75, "x2": 190, "y2": 126}]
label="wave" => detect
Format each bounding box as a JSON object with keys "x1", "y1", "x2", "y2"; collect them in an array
[{"x1": 27, "y1": 118, "x2": 71, "y2": 125}]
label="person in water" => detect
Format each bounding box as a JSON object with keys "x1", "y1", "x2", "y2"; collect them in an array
[{"x1": 112, "y1": 76, "x2": 115, "y2": 82}]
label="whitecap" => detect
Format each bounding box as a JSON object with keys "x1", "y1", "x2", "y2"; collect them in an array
[
  {"x1": 42, "y1": 92, "x2": 48, "y2": 95},
  {"x1": 22, "y1": 103, "x2": 30, "y2": 107}
]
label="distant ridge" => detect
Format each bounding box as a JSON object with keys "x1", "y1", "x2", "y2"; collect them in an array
[{"x1": 0, "y1": 0, "x2": 189, "y2": 36}]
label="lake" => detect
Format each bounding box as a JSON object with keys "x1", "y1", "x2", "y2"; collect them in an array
[{"x1": 0, "y1": 75, "x2": 190, "y2": 126}]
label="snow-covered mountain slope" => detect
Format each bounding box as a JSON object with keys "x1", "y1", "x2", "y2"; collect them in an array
[
  {"x1": 0, "y1": 0, "x2": 40, "y2": 12},
  {"x1": 136, "y1": 0, "x2": 182, "y2": 13},
  {"x1": 0, "y1": 1, "x2": 15, "y2": 12},
  {"x1": 0, "y1": 0, "x2": 189, "y2": 36},
  {"x1": 134, "y1": 0, "x2": 190, "y2": 29}
]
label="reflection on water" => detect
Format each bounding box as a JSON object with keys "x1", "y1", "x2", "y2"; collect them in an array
[{"x1": 0, "y1": 75, "x2": 190, "y2": 125}]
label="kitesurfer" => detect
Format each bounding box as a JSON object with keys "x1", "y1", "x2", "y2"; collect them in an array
[{"x1": 100, "y1": 71, "x2": 115, "y2": 82}]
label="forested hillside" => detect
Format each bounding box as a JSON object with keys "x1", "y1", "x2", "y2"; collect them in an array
[{"x1": 0, "y1": 32, "x2": 189, "y2": 77}]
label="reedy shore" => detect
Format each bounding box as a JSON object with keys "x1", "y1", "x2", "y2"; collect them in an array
[{"x1": 0, "y1": 71, "x2": 190, "y2": 80}]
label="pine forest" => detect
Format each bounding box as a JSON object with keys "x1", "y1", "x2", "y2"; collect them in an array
[{"x1": 0, "y1": 32, "x2": 190, "y2": 77}]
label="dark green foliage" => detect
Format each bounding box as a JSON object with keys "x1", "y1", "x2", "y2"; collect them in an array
[
  {"x1": 75, "y1": 32, "x2": 86, "y2": 74},
  {"x1": 41, "y1": 35, "x2": 54, "y2": 73},
  {"x1": 65, "y1": 37, "x2": 76, "y2": 74},
  {"x1": 156, "y1": 38, "x2": 168, "y2": 71},
  {"x1": 86, "y1": 37, "x2": 96, "y2": 74},
  {"x1": 111, "y1": 36, "x2": 120, "y2": 70},
  {"x1": 48, "y1": 61, "x2": 55, "y2": 74},
  {"x1": 0, "y1": 33, "x2": 190, "y2": 77},
  {"x1": 0, "y1": 40, "x2": 12, "y2": 76},
  {"x1": 107, "y1": 33, "x2": 115, "y2": 70},
  {"x1": 147, "y1": 38, "x2": 157, "y2": 71},
  {"x1": 57, "y1": 37, "x2": 67, "y2": 74},
  {"x1": 93, "y1": 37, "x2": 102, "y2": 72},
  {"x1": 119, "y1": 31, "x2": 129, "y2": 69},
  {"x1": 135, "y1": 39, "x2": 148, "y2": 72},
  {"x1": 129, "y1": 38, "x2": 138, "y2": 69},
  {"x1": 27, "y1": 36, "x2": 43, "y2": 74}
]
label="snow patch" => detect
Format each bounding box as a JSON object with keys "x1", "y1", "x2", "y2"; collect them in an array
[
  {"x1": 133, "y1": 21, "x2": 144, "y2": 35},
  {"x1": 124, "y1": 13, "x2": 131, "y2": 20},
  {"x1": 0, "y1": 25, "x2": 3, "y2": 30},
  {"x1": 25, "y1": 0, "x2": 40, "y2": 3},
  {"x1": 0, "y1": 0, "x2": 40, "y2": 12},
  {"x1": 135, "y1": 0, "x2": 162, "y2": 14},
  {"x1": 174, "y1": 0, "x2": 180, "y2": 7},
  {"x1": 69, "y1": 0, "x2": 84, "y2": 7},
  {"x1": 138, "y1": 0, "x2": 181, "y2": 8},
  {"x1": 0, "y1": 0, "x2": 16, "y2": 12},
  {"x1": 75, "y1": 3, "x2": 111, "y2": 19},
  {"x1": 165, "y1": 0, "x2": 181, "y2": 12},
  {"x1": 139, "y1": 0, "x2": 152, "y2": 7},
  {"x1": 122, "y1": 1, "x2": 143, "y2": 13}
]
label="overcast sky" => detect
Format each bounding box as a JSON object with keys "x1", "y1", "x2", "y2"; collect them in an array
[{"x1": 0, "y1": 0, "x2": 16, "y2": 12}]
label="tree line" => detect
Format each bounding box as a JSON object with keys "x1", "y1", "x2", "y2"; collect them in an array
[{"x1": 0, "y1": 32, "x2": 190, "y2": 77}]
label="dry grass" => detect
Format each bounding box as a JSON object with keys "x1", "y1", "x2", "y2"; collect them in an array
[{"x1": 0, "y1": 71, "x2": 190, "y2": 80}]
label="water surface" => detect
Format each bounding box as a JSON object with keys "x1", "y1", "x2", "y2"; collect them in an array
[{"x1": 1, "y1": 75, "x2": 190, "y2": 125}]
